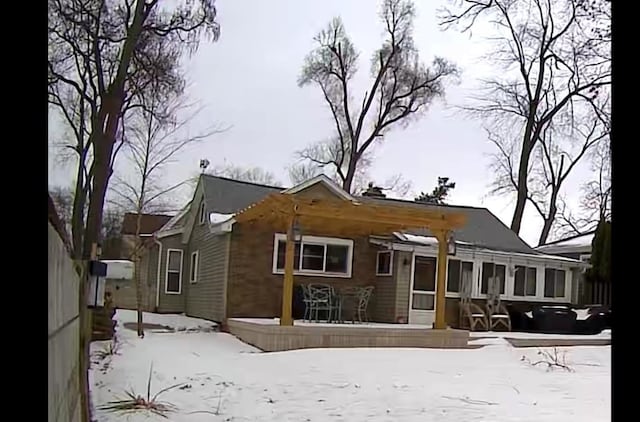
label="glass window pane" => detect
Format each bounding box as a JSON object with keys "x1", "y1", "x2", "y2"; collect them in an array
[
  {"x1": 526, "y1": 267, "x2": 537, "y2": 296},
  {"x1": 495, "y1": 264, "x2": 506, "y2": 294},
  {"x1": 326, "y1": 244, "x2": 349, "y2": 273},
  {"x1": 514, "y1": 266, "x2": 525, "y2": 296},
  {"x1": 167, "y1": 272, "x2": 180, "y2": 292},
  {"x1": 412, "y1": 293, "x2": 435, "y2": 310},
  {"x1": 544, "y1": 268, "x2": 555, "y2": 297},
  {"x1": 414, "y1": 257, "x2": 436, "y2": 292},
  {"x1": 168, "y1": 251, "x2": 182, "y2": 271},
  {"x1": 377, "y1": 251, "x2": 391, "y2": 274},
  {"x1": 556, "y1": 270, "x2": 566, "y2": 297},
  {"x1": 301, "y1": 243, "x2": 325, "y2": 271},
  {"x1": 447, "y1": 259, "x2": 461, "y2": 292},
  {"x1": 461, "y1": 262, "x2": 473, "y2": 293},
  {"x1": 481, "y1": 262, "x2": 493, "y2": 294},
  {"x1": 276, "y1": 240, "x2": 301, "y2": 270},
  {"x1": 190, "y1": 253, "x2": 197, "y2": 280}
]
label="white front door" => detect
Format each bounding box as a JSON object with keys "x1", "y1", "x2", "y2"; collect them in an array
[{"x1": 408, "y1": 255, "x2": 438, "y2": 326}]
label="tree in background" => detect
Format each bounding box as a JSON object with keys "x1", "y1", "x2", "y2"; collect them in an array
[
  {"x1": 440, "y1": 0, "x2": 611, "y2": 235},
  {"x1": 415, "y1": 177, "x2": 456, "y2": 204},
  {"x1": 296, "y1": 0, "x2": 458, "y2": 194},
  {"x1": 588, "y1": 218, "x2": 611, "y2": 286},
  {"x1": 48, "y1": 0, "x2": 220, "y2": 259},
  {"x1": 110, "y1": 87, "x2": 221, "y2": 338}
]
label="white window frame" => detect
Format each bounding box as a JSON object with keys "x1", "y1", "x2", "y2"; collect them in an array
[
  {"x1": 198, "y1": 201, "x2": 206, "y2": 225},
  {"x1": 543, "y1": 268, "x2": 568, "y2": 299},
  {"x1": 272, "y1": 233, "x2": 354, "y2": 278},
  {"x1": 189, "y1": 250, "x2": 199, "y2": 284},
  {"x1": 165, "y1": 249, "x2": 183, "y2": 294},
  {"x1": 513, "y1": 265, "x2": 538, "y2": 298},
  {"x1": 376, "y1": 250, "x2": 393, "y2": 276},
  {"x1": 445, "y1": 258, "x2": 473, "y2": 297}
]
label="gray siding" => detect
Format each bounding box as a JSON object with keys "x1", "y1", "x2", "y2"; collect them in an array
[
  {"x1": 184, "y1": 198, "x2": 229, "y2": 322},
  {"x1": 394, "y1": 251, "x2": 412, "y2": 321},
  {"x1": 157, "y1": 233, "x2": 187, "y2": 313}
]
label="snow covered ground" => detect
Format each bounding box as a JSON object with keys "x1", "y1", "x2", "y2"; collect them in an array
[{"x1": 90, "y1": 310, "x2": 610, "y2": 422}]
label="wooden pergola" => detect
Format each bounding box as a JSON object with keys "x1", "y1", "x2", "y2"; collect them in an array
[{"x1": 234, "y1": 193, "x2": 466, "y2": 329}]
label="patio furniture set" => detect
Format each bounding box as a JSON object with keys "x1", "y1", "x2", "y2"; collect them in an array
[
  {"x1": 459, "y1": 276, "x2": 512, "y2": 332},
  {"x1": 300, "y1": 284, "x2": 374, "y2": 323}
]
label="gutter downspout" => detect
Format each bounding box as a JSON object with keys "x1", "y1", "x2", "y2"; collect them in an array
[{"x1": 153, "y1": 235, "x2": 163, "y2": 310}]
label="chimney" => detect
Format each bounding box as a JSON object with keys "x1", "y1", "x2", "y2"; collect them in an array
[{"x1": 362, "y1": 182, "x2": 386, "y2": 198}]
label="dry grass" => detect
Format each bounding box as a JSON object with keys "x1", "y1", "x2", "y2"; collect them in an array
[
  {"x1": 98, "y1": 363, "x2": 183, "y2": 418},
  {"x1": 522, "y1": 347, "x2": 575, "y2": 372}
]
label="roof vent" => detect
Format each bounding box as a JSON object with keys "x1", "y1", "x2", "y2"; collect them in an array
[{"x1": 362, "y1": 182, "x2": 386, "y2": 198}]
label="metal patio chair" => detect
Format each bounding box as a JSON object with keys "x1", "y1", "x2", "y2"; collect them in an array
[{"x1": 307, "y1": 284, "x2": 335, "y2": 322}]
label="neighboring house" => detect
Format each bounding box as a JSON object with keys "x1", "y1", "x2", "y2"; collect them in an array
[
  {"x1": 536, "y1": 231, "x2": 602, "y2": 306},
  {"x1": 147, "y1": 174, "x2": 588, "y2": 328},
  {"x1": 103, "y1": 212, "x2": 172, "y2": 311}
]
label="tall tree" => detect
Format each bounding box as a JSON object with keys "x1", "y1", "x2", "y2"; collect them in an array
[
  {"x1": 588, "y1": 218, "x2": 610, "y2": 285},
  {"x1": 48, "y1": 0, "x2": 220, "y2": 259},
  {"x1": 297, "y1": 0, "x2": 458, "y2": 193},
  {"x1": 440, "y1": 0, "x2": 611, "y2": 234},
  {"x1": 415, "y1": 177, "x2": 456, "y2": 204},
  {"x1": 111, "y1": 89, "x2": 220, "y2": 338}
]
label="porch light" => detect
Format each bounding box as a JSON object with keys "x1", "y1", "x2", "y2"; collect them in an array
[{"x1": 447, "y1": 233, "x2": 457, "y2": 256}]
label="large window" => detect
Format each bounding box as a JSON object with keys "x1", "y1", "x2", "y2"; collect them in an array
[
  {"x1": 544, "y1": 268, "x2": 566, "y2": 298},
  {"x1": 376, "y1": 251, "x2": 393, "y2": 276},
  {"x1": 481, "y1": 262, "x2": 506, "y2": 295},
  {"x1": 189, "y1": 251, "x2": 199, "y2": 283},
  {"x1": 514, "y1": 266, "x2": 537, "y2": 297},
  {"x1": 273, "y1": 234, "x2": 353, "y2": 277},
  {"x1": 447, "y1": 259, "x2": 473, "y2": 293},
  {"x1": 165, "y1": 249, "x2": 183, "y2": 294}
]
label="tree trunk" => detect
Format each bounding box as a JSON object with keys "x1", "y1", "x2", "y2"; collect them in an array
[
  {"x1": 510, "y1": 155, "x2": 530, "y2": 235},
  {"x1": 71, "y1": 158, "x2": 87, "y2": 259},
  {"x1": 134, "y1": 211, "x2": 145, "y2": 338},
  {"x1": 537, "y1": 189, "x2": 559, "y2": 246}
]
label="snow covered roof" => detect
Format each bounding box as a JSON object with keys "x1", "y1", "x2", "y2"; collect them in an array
[
  {"x1": 535, "y1": 231, "x2": 595, "y2": 255},
  {"x1": 209, "y1": 213, "x2": 235, "y2": 225}
]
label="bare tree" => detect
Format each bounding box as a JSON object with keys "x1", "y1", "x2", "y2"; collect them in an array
[
  {"x1": 48, "y1": 0, "x2": 220, "y2": 259},
  {"x1": 555, "y1": 136, "x2": 610, "y2": 238},
  {"x1": 210, "y1": 163, "x2": 282, "y2": 186},
  {"x1": 110, "y1": 90, "x2": 221, "y2": 338},
  {"x1": 440, "y1": 0, "x2": 611, "y2": 234},
  {"x1": 528, "y1": 106, "x2": 608, "y2": 245},
  {"x1": 287, "y1": 161, "x2": 325, "y2": 186},
  {"x1": 297, "y1": 0, "x2": 458, "y2": 193}
]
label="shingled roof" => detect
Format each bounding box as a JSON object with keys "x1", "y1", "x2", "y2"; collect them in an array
[
  {"x1": 357, "y1": 196, "x2": 536, "y2": 254},
  {"x1": 201, "y1": 174, "x2": 283, "y2": 214},
  {"x1": 121, "y1": 213, "x2": 173, "y2": 235}
]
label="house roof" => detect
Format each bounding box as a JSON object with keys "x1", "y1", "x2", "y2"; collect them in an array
[
  {"x1": 157, "y1": 173, "x2": 538, "y2": 255},
  {"x1": 535, "y1": 231, "x2": 595, "y2": 255},
  {"x1": 357, "y1": 196, "x2": 536, "y2": 254},
  {"x1": 121, "y1": 213, "x2": 173, "y2": 235},
  {"x1": 202, "y1": 174, "x2": 284, "y2": 214}
]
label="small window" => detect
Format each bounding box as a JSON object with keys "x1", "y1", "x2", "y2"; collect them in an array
[
  {"x1": 514, "y1": 266, "x2": 537, "y2": 297},
  {"x1": 376, "y1": 251, "x2": 392, "y2": 276},
  {"x1": 190, "y1": 251, "x2": 199, "y2": 283},
  {"x1": 198, "y1": 201, "x2": 206, "y2": 224},
  {"x1": 447, "y1": 259, "x2": 473, "y2": 293},
  {"x1": 481, "y1": 262, "x2": 506, "y2": 294},
  {"x1": 166, "y1": 249, "x2": 183, "y2": 294},
  {"x1": 544, "y1": 268, "x2": 566, "y2": 298}
]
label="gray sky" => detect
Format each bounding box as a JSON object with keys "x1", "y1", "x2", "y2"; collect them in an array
[{"x1": 48, "y1": 0, "x2": 592, "y2": 247}]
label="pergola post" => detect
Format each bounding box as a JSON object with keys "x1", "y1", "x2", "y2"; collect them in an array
[
  {"x1": 280, "y1": 217, "x2": 296, "y2": 326},
  {"x1": 433, "y1": 230, "x2": 449, "y2": 329}
]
